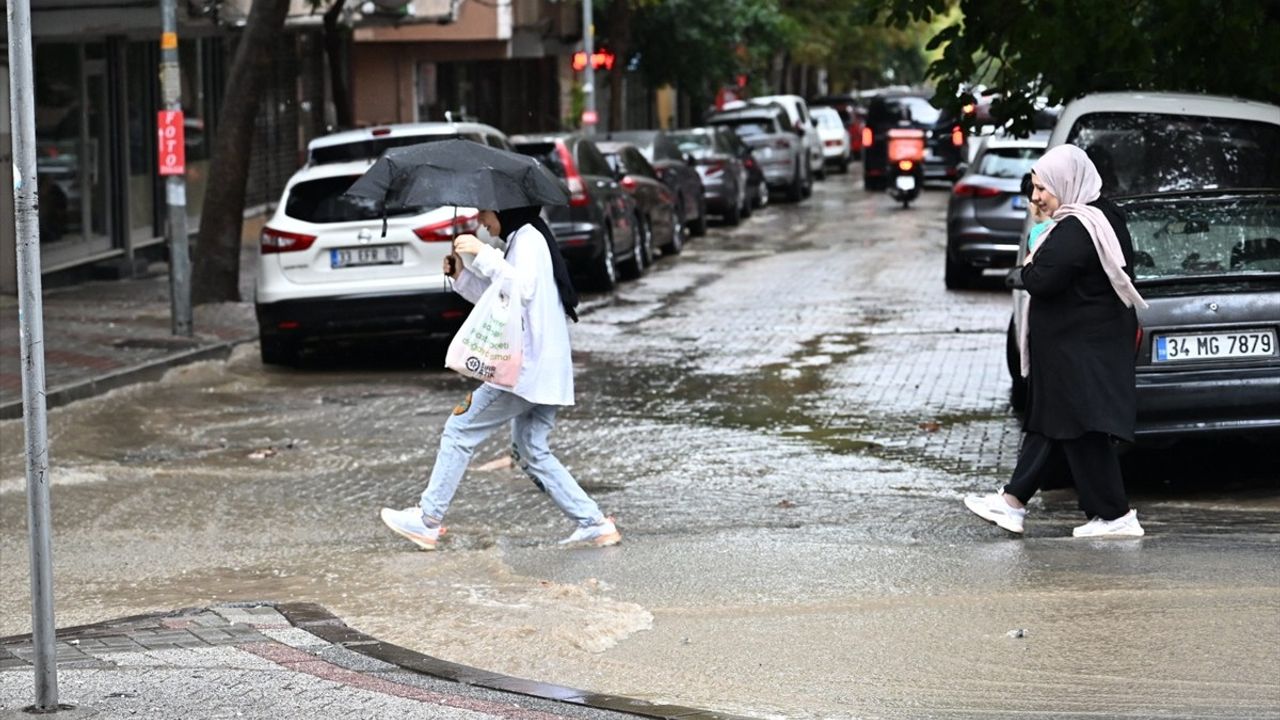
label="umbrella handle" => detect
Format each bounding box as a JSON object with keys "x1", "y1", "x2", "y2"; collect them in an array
[{"x1": 381, "y1": 206, "x2": 388, "y2": 238}]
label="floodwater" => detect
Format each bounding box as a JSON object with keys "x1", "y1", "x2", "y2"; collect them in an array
[{"x1": 3, "y1": 175, "x2": 1278, "y2": 718}]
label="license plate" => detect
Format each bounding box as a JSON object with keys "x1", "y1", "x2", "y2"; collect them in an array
[
  {"x1": 331, "y1": 245, "x2": 403, "y2": 268},
  {"x1": 1154, "y1": 329, "x2": 1277, "y2": 362},
  {"x1": 1012, "y1": 195, "x2": 1028, "y2": 210},
  {"x1": 895, "y1": 175, "x2": 916, "y2": 191}
]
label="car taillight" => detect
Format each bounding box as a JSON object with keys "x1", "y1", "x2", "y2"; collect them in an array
[
  {"x1": 898, "y1": 160, "x2": 914, "y2": 171},
  {"x1": 824, "y1": 139, "x2": 842, "y2": 147},
  {"x1": 621, "y1": 176, "x2": 637, "y2": 191},
  {"x1": 555, "y1": 142, "x2": 590, "y2": 207},
  {"x1": 702, "y1": 160, "x2": 725, "y2": 176},
  {"x1": 260, "y1": 227, "x2": 317, "y2": 254},
  {"x1": 744, "y1": 157, "x2": 756, "y2": 169},
  {"x1": 862, "y1": 127, "x2": 873, "y2": 148},
  {"x1": 952, "y1": 183, "x2": 1002, "y2": 198},
  {"x1": 413, "y1": 212, "x2": 480, "y2": 242},
  {"x1": 951, "y1": 125, "x2": 964, "y2": 147}
]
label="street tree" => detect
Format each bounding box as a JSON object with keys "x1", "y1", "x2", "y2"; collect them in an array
[
  {"x1": 877, "y1": 0, "x2": 1280, "y2": 135},
  {"x1": 192, "y1": 0, "x2": 292, "y2": 304}
]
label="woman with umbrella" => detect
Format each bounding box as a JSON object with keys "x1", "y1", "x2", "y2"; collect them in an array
[
  {"x1": 356, "y1": 141, "x2": 621, "y2": 550},
  {"x1": 963, "y1": 144, "x2": 1147, "y2": 538}
]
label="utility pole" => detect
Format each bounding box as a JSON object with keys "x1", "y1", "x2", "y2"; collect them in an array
[
  {"x1": 6, "y1": 0, "x2": 60, "y2": 711},
  {"x1": 581, "y1": 0, "x2": 596, "y2": 134},
  {"x1": 160, "y1": 0, "x2": 192, "y2": 336}
]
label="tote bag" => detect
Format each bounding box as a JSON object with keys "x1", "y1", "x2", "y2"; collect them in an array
[{"x1": 445, "y1": 277, "x2": 523, "y2": 388}]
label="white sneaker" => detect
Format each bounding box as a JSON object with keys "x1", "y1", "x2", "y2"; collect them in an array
[
  {"x1": 380, "y1": 507, "x2": 445, "y2": 550},
  {"x1": 559, "y1": 517, "x2": 621, "y2": 547},
  {"x1": 963, "y1": 492, "x2": 1026, "y2": 534},
  {"x1": 1073, "y1": 509, "x2": 1144, "y2": 538}
]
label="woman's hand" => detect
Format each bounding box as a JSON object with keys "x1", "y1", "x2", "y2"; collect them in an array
[{"x1": 453, "y1": 234, "x2": 485, "y2": 257}]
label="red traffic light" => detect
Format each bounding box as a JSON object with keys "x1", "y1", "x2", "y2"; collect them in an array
[{"x1": 573, "y1": 49, "x2": 616, "y2": 72}]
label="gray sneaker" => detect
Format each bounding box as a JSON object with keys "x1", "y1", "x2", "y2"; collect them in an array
[{"x1": 963, "y1": 492, "x2": 1026, "y2": 533}]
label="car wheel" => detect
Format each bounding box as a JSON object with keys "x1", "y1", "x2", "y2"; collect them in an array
[
  {"x1": 801, "y1": 159, "x2": 814, "y2": 198},
  {"x1": 1006, "y1": 317, "x2": 1027, "y2": 413},
  {"x1": 662, "y1": 205, "x2": 680, "y2": 261},
  {"x1": 661, "y1": 210, "x2": 684, "y2": 255},
  {"x1": 723, "y1": 186, "x2": 742, "y2": 226},
  {"x1": 864, "y1": 173, "x2": 886, "y2": 192},
  {"x1": 815, "y1": 157, "x2": 827, "y2": 180},
  {"x1": 620, "y1": 215, "x2": 646, "y2": 280},
  {"x1": 689, "y1": 197, "x2": 708, "y2": 237},
  {"x1": 787, "y1": 164, "x2": 805, "y2": 202},
  {"x1": 944, "y1": 253, "x2": 981, "y2": 289},
  {"x1": 591, "y1": 227, "x2": 618, "y2": 291},
  {"x1": 740, "y1": 181, "x2": 753, "y2": 218},
  {"x1": 755, "y1": 179, "x2": 769, "y2": 209},
  {"x1": 260, "y1": 335, "x2": 300, "y2": 367}
]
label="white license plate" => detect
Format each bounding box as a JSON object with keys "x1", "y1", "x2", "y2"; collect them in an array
[
  {"x1": 895, "y1": 175, "x2": 916, "y2": 191},
  {"x1": 1012, "y1": 195, "x2": 1028, "y2": 210},
  {"x1": 1154, "y1": 329, "x2": 1277, "y2": 362},
  {"x1": 331, "y1": 245, "x2": 403, "y2": 268}
]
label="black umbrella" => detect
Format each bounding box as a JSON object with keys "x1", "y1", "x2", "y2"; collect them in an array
[{"x1": 343, "y1": 138, "x2": 569, "y2": 213}]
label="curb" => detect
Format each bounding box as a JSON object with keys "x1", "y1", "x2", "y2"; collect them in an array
[
  {"x1": 0, "y1": 336, "x2": 254, "y2": 421},
  {"x1": 1, "y1": 602, "x2": 755, "y2": 720}
]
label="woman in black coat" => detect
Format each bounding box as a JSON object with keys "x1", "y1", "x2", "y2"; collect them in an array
[{"x1": 964, "y1": 144, "x2": 1148, "y2": 538}]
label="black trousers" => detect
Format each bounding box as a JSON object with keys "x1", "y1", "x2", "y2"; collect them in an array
[{"x1": 1003, "y1": 431, "x2": 1130, "y2": 521}]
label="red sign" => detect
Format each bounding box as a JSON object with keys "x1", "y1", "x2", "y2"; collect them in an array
[{"x1": 157, "y1": 110, "x2": 186, "y2": 176}]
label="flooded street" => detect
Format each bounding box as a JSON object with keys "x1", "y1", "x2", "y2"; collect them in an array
[{"x1": 3, "y1": 175, "x2": 1278, "y2": 718}]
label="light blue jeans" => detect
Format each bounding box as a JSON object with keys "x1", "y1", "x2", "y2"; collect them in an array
[{"x1": 419, "y1": 384, "x2": 605, "y2": 528}]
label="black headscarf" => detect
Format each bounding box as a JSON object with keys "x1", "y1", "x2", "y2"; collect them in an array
[{"x1": 496, "y1": 205, "x2": 579, "y2": 323}]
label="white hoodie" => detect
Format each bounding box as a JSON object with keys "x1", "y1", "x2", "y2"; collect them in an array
[{"x1": 452, "y1": 223, "x2": 575, "y2": 406}]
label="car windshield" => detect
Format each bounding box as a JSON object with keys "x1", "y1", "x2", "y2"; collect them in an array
[
  {"x1": 309, "y1": 134, "x2": 459, "y2": 165},
  {"x1": 1121, "y1": 194, "x2": 1280, "y2": 282},
  {"x1": 669, "y1": 132, "x2": 715, "y2": 156},
  {"x1": 711, "y1": 120, "x2": 771, "y2": 137},
  {"x1": 876, "y1": 97, "x2": 940, "y2": 126},
  {"x1": 975, "y1": 146, "x2": 1043, "y2": 179},
  {"x1": 814, "y1": 111, "x2": 843, "y2": 129},
  {"x1": 284, "y1": 176, "x2": 430, "y2": 223},
  {"x1": 1067, "y1": 113, "x2": 1280, "y2": 196}
]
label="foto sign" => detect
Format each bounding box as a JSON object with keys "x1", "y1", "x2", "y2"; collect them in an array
[{"x1": 157, "y1": 110, "x2": 185, "y2": 175}]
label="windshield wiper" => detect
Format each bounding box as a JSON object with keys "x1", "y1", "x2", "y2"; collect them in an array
[{"x1": 1135, "y1": 271, "x2": 1280, "y2": 287}]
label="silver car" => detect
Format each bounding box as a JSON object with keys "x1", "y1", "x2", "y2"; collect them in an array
[
  {"x1": 945, "y1": 133, "x2": 1047, "y2": 288},
  {"x1": 707, "y1": 104, "x2": 810, "y2": 203}
]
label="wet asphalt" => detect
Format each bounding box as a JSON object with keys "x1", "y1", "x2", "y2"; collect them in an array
[{"x1": 2, "y1": 173, "x2": 1278, "y2": 719}]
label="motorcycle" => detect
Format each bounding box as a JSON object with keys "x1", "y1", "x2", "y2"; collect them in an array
[{"x1": 886, "y1": 128, "x2": 926, "y2": 208}]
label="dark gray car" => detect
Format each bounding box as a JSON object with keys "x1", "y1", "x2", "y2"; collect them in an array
[{"x1": 945, "y1": 134, "x2": 1047, "y2": 288}]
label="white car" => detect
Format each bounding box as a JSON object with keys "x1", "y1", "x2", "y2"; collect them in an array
[
  {"x1": 811, "y1": 106, "x2": 851, "y2": 173},
  {"x1": 307, "y1": 121, "x2": 512, "y2": 165},
  {"x1": 254, "y1": 159, "x2": 483, "y2": 366}
]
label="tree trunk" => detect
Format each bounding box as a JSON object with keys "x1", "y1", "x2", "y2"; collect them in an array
[
  {"x1": 605, "y1": 0, "x2": 631, "y2": 132},
  {"x1": 323, "y1": 0, "x2": 353, "y2": 129},
  {"x1": 192, "y1": 0, "x2": 292, "y2": 305}
]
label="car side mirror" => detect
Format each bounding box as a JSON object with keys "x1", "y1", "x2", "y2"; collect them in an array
[
  {"x1": 811, "y1": 118, "x2": 819, "y2": 128},
  {"x1": 684, "y1": 153, "x2": 696, "y2": 166}
]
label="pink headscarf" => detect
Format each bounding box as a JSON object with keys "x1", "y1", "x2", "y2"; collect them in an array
[{"x1": 1017, "y1": 144, "x2": 1147, "y2": 378}]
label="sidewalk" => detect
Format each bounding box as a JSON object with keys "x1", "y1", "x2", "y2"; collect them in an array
[
  {"x1": 0, "y1": 603, "x2": 744, "y2": 720},
  {"x1": 0, "y1": 259, "x2": 257, "y2": 421}
]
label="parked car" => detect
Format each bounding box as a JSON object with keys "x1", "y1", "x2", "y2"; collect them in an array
[
  {"x1": 811, "y1": 106, "x2": 852, "y2": 173},
  {"x1": 606, "y1": 129, "x2": 708, "y2": 237},
  {"x1": 743, "y1": 94, "x2": 825, "y2": 181},
  {"x1": 707, "y1": 104, "x2": 810, "y2": 202},
  {"x1": 944, "y1": 133, "x2": 1048, "y2": 288},
  {"x1": 861, "y1": 92, "x2": 966, "y2": 189},
  {"x1": 719, "y1": 127, "x2": 770, "y2": 212},
  {"x1": 510, "y1": 133, "x2": 644, "y2": 290},
  {"x1": 306, "y1": 121, "x2": 511, "y2": 165},
  {"x1": 668, "y1": 127, "x2": 751, "y2": 225},
  {"x1": 1006, "y1": 91, "x2": 1280, "y2": 443},
  {"x1": 254, "y1": 161, "x2": 481, "y2": 366},
  {"x1": 597, "y1": 140, "x2": 681, "y2": 272},
  {"x1": 809, "y1": 94, "x2": 867, "y2": 157}
]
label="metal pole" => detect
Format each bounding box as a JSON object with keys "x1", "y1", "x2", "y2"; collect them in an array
[
  {"x1": 6, "y1": 0, "x2": 60, "y2": 711},
  {"x1": 161, "y1": 0, "x2": 192, "y2": 336},
  {"x1": 581, "y1": 0, "x2": 595, "y2": 135}
]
